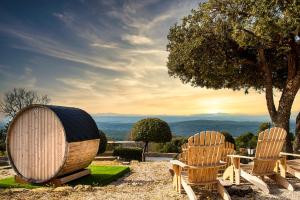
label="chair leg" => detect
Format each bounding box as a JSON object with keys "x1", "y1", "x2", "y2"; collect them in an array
[
  {"x1": 172, "y1": 165, "x2": 179, "y2": 192},
  {"x1": 240, "y1": 170, "x2": 270, "y2": 193},
  {"x1": 181, "y1": 178, "x2": 197, "y2": 200},
  {"x1": 217, "y1": 180, "x2": 231, "y2": 200},
  {"x1": 278, "y1": 157, "x2": 287, "y2": 178},
  {"x1": 232, "y1": 157, "x2": 240, "y2": 185},
  {"x1": 267, "y1": 174, "x2": 294, "y2": 191}
]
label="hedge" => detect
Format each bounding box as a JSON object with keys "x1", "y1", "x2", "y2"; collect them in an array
[{"x1": 113, "y1": 147, "x2": 143, "y2": 161}]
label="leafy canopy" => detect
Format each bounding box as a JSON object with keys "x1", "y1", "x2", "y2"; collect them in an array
[
  {"x1": 167, "y1": 0, "x2": 300, "y2": 92},
  {"x1": 130, "y1": 118, "x2": 172, "y2": 143}
]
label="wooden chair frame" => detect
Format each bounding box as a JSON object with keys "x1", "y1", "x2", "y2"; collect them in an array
[
  {"x1": 276, "y1": 152, "x2": 300, "y2": 179},
  {"x1": 223, "y1": 127, "x2": 294, "y2": 194},
  {"x1": 171, "y1": 131, "x2": 231, "y2": 200}
]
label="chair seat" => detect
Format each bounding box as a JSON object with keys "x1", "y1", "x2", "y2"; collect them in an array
[
  {"x1": 240, "y1": 162, "x2": 275, "y2": 176},
  {"x1": 182, "y1": 173, "x2": 218, "y2": 185}
]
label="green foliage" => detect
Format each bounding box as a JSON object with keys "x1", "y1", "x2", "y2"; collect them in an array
[
  {"x1": 236, "y1": 132, "x2": 257, "y2": 149},
  {"x1": 167, "y1": 0, "x2": 300, "y2": 92},
  {"x1": 221, "y1": 131, "x2": 236, "y2": 147},
  {"x1": 289, "y1": 132, "x2": 295, "y2": 142},
  {"x1": 0, "y1": 122, "x2": 8, "y2": 152},
  {"x1": 258, "y1": 122, "x2": 271, "y2": 133},
  {"x1": 98, "y1": 129, "x2": 107, "y2": 154},
  {"x1": 130, "y1": 118, "x2": 172, "y2": 143},
  {"x1": 160, "y1": 143, "x2": 178, "y2": 153},
  {"x1": 0, "y1": 165, "x2": 130, "y2": 188},
  {"x1": 113, "y1": 147, "x2": 143, "y2": 161},
  {"x1": 160, "y1": 137, "x2": 188, "y2": 153}
]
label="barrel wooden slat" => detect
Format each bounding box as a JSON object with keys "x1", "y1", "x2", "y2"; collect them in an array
[{"x1": 7, "y1": 105, "x2": 100, "y2": 183}]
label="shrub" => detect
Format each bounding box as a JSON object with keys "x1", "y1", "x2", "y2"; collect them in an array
[
  {"x1": 235, "y1": 132, "x2": 256, "y2": 149},
  {"x1": 97, "y1": 129, "x2": 107, "y2": 154},
  {"x1": 258, "y1": 122, "x2": 271, "y2": 133},
  {"x1": 160, "y1": 142, "x2": 178, "y2": 153},
  {"x1": 113, "y1": 147, "x2": 143, "y2": 161},
  {"x1": 0, "y1": 123, "x2": 8, "y2": 152},
  {"x1": 160, "y1": 137, "x2": 188, "y2": 153},
  {"x1": 221, "y1": 131, "x2": 236, "y2": 148}
]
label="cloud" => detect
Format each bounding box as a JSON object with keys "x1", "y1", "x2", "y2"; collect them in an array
[
  {"x1": 0, "y1": 65, "x2": 37, "y2": 94},
  {"x1": 122, "y1": 34, "x2": 153, "y2": 45},
  {"x1": 90, "y1": 42, "x2": 118, "y2": 49},
  {"x1": 0, "y1": 26, "x2": 128, "y2": 72},
  {"x1": 1, "y1": 0, "x2": 299, "y2": 116},
  {"x1": 53, "y1": 12, "x2": 74, "y2": 25}
]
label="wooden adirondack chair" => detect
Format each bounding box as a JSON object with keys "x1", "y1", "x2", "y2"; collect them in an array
[
  {"x1": 178, "y1": 143, "x2": 188, "y2": 163},
  {"x1": 221, "y1": 142, "x2": 235, "y2": 171},
  {"x1": 170, "y1": 131, "x2": 231, "y2": 200},
  {"x1": 276, "y1": 152, "x2": 300, "y2": 180},
  {"x1": 223, "y1": 127, "x2": 294, "y2": 194}
]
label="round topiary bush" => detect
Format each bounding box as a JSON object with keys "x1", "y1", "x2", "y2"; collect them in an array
[
  {"x1": 97, "y1": 129, "x2": 107, "y2": 154},
  {"x1": 130, "y1": 118, "x2": 172, "y2": 142},
  {"x1": 130, "y1": 118, "x2": 172, "y2": 161}
]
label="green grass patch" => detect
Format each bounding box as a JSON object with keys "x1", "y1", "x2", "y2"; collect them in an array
[{"x1": 0, "y1": 165, "x2": 130, "y2": 189}]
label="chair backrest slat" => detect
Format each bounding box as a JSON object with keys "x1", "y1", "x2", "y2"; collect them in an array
[
  {"x1": 255, "y1": 127, "x2": 286, "y2": 159},
  {"x1": 187, "y1": 131, "x2": 224, "y2": 166},
  {"x1": 252, "y1": 127, "x2": 286, "y2": 175},
  {"x1": 186, "y1": 131, "x2": 225, "y2": 184}
]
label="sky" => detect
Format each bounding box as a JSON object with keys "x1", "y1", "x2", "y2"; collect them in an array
[{"x1": 0, "y1": 0, "x2": 299, "y2": 118}]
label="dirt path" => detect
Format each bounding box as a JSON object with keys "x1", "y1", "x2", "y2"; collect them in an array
[{"x1": 0, "y1": 161, "x2": 300, "y2": 199}]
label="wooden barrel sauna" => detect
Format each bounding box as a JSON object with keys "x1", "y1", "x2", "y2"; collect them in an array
[{"x1": 7, "y1": 105, "x2": 100, "y2": 183}]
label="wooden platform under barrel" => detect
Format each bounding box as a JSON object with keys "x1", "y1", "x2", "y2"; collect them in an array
[{"x1": 7, "y1": 105, "x2": 100, "y2": 184}]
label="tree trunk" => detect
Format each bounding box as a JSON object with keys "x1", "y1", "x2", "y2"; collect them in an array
[
  {"x1": 142, "y1": 141, "x2": 148, "y2": 162},
  {"x1": 260, "y1": 48, "x2": 300, "y2": 153},
  {"x1": 273, "y1": 114, "x2": 293, "y2": 153},
  {"x1": 293, "y1": 113, "x2": 300, "y2": 153}
]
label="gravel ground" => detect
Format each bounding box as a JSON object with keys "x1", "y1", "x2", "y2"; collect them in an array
[{"x1": 0, "y1": 161, "x2": 300, "y2": 200}]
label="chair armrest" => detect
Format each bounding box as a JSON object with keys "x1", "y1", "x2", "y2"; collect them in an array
[
  {"x1": 280, "y1": 152, "x2": 300, "y2": 157},
  {"x1": 227, "y1": 154, "x2": 255, "y2": 160},
  {"x1": 170, "y1": 160, "x2": 188, "y2": 168}
]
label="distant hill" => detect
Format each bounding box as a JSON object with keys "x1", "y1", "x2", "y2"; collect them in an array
[
  {"x1": 93, "y1": 113, "x2": 272, "y2": 123},
  {"x1": 97, "y1": 119, "x2": 296, "y2": 141},
  {"x1": 1, "y1": 113, "x2": 297, "y2": 140}
]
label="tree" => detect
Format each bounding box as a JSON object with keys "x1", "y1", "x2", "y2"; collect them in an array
[
  {"x1": 293, "y1": 112, "x2": 300, "y2": 152},
  {"x1": 0, "y1": 88, "x2": 50, "y2": 119},
  {"x1": 221, "y1": 131, "x2": 236, "y2": 148},
  {"x1": 167, "y1": 0, "x2": 300, "y2": 152},
  {"x1": 98, "y1": 129, "x2": 108, "y2": 154},
  {"x1": 130, "y1": 118, "x2": 172, "y2": 161}
]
